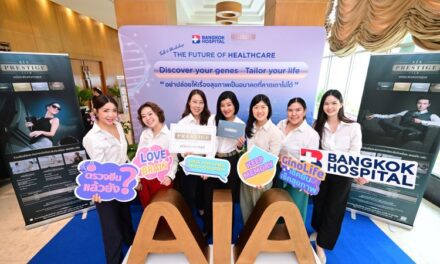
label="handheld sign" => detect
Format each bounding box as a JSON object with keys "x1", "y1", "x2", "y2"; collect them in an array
[
  {"x1": 132, "y1": 145, "x2": 173, "y2": 182},
  {"x1": 279, "y1": 155, "x2": 326, "y2": 195},
  {"x1": 169, "y1": 124, "x2": 216, "y2": 154},
  {"x1": 217, "y1": 120, "x2": 245, "y2": 139},
  {"x1": 237, "y1": 146, "x2": 278, "y2": 187},
  {"x1": 180, "y1": 155, "x2": 231, "y2": 183},
  {"x1": 75, "y1": 160, "x2": 139, "y2": 202},
  {"x1": 300, "y1": 149, "x2": 418, "y2": 189}
]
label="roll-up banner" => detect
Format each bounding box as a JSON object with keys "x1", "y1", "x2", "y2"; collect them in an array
[
  {"x1": 0, "y1": 52, "x2": 92, "y2": 228},
  {"x1": 352, "y1": 53, "x2": 440, "y2": 227},
  {"x1": 118, "y1": 26, "x2": 326, "y2": 140}
]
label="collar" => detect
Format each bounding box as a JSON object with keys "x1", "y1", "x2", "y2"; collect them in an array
[
  {"x1": 324, "y1": 120, "x2": 351, "y2": 130},
  {"x1": 254, "y1": 119, "x2": 273, "y2": 131},
  {"x1": 418, "y1": 110, "x2": 428, "y2": 114}
]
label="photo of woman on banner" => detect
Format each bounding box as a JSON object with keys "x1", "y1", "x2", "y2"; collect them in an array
[
  {"x1": 311, "y1": 89, "x2": 368, "y2": 263},
  {"x1": 176, "y1": 89, "x2": 214, "y2": 221},
  {"x1": 240, "y1": 94, "x2": 283, "y2": 223},
  {"x1": 276, "y1": 97, "x2": 320, "y2": 222},
  {"x1": 203, "y1": 91, "x2": 245, "y2": 238},
  {"x1": 362, "y1": 95, "x2": 440, "y2": 152},
  {"x1": 136, "y1": 101, "x2": 176, "y2": 208},
  {"x1": 82, "y1": 95, "x2": 134, "y2": 264},
  {"x1": 0, "y1": 92, "x2": 84, "y2": 154},
  {"x1": 22, "y1": 102, "x2": 61, "y2": 150}
]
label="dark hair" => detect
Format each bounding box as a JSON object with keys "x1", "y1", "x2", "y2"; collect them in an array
[
  {"x1": 245, "y1": 94, "x2": 272, "y2": 138},
  {"x1": 416, "y1": 96, "x2": 430, "y2": 103},
  {"x1": 92, "y1": 87, "x2": 102, "y2": 95},
  {"x1": 314, "y1": 89, "x2": 353, "y2": 142},
  {"x1": 287, "y1": 97, "x2": 307, "y2": 120},
  {"x1": 45, "y1": 102, "x2": 61, "y2": 111},
  {"x1": 215, "y1": 91, "x2": 239, "y2": 126},
  {"x1": 137, "y1": 102, "x2": 165, "y2": 127},
  {"x1": 92, "y1": 95, "x2": 118, "y2": 110},
  {"x1": 181, "y1": 89, "x2": 211, "y2": 125}
]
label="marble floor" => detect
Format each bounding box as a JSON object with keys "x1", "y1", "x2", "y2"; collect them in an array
[{"x1": 0, "y1": 182, "x2": 439, "y2": 263}]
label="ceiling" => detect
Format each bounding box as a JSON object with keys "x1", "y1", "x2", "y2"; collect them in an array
[{"x1": 49, "y1": 0, "x2": 266, "y2": 29}]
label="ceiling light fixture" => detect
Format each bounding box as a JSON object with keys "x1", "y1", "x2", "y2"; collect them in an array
[{"x1": 216, "y1": 1, "x2": 242, "y2": 22}]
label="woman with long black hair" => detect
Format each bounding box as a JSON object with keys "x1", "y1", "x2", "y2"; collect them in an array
[{"x1": 311, "y1": 89, "x2": 368, "y2": 263}]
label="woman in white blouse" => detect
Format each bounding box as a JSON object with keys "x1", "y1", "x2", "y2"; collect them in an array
[
  {"x1": 204, "y1": 91, "x2": 245, "y2": 238},
  {"x1": 82, "y1": 95, "x2": 134, "y2": 264},
  {"x1": 177, "y1": 89, "x2": 212, "y2": 215},
  {"x1": 277, "y1": 97, "x2": 319, "y2": 222},
  {"x1": 311, "y1": 89, "x2": 368, "y2": 263},
  {"x1": 136, "y1": 102, "x2": 176, "y2": 208},
  {"x1": 240, "y1": 94, "x2": 283, "y2": 223}
]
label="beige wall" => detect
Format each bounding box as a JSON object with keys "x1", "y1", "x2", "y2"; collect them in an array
[{"x1": 0, "y1": 0, "x2": 123, "y2": 89}]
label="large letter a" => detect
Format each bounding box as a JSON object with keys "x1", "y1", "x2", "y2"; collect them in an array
[{"x1": 127, "y1": 189, "x2": 208, "y2": 264}]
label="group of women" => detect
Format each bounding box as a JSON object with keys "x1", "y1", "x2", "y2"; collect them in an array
[{"x1": 82, "y1": 89, "x2": 367, "y2": 264}]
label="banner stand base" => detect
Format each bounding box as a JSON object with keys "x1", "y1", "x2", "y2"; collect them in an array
[
  {"x1": 347, "y1": 208, "x2": 413, "y2": 230},
  {"x1": 25, "y1": 206, "x2": 95, "y2": 230}
]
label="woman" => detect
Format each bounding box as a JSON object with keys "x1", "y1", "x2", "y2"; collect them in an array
[
  {"x1": 177, "y1": 89, "x2": 213, "y2": 215},
  {"x1": 276, "y1": 97, "x2": 319, "y2": 222},
  {"x1": 82, "y1": 95, "x2": 134, "y2": 264},
  {"x1": 240, "y1": 94, "x2": 283, "y2": 223},
  {"x1": 311, "y1": 89, "x2": 368, "y2": 263},
  {"x1": 204, "y1": 91, "x2": 245, "y2": 237},
  {"x1": 25, "y1": 102, "x2": 61, "y2": 149},
  {"x1": 137, "y1": 102, "x2": 176, "y2": 208}
]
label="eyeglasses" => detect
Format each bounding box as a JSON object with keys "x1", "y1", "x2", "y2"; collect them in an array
[{"x1": 51, "y1": 104, "x2": 61, "y2": 111}]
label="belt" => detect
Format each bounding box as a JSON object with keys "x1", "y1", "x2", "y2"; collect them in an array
[{"x1": 216, "y1": 149, "x2": 238, "y2": 158}]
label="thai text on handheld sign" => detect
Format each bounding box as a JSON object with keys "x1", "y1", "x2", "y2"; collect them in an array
[
  {"x1": 75, "y1": 160, "x2": 139, "y2": 202},
  {"x1": 132, "y1": 145, "x2": 173, "y2": 182},
  {"x1": 180, "y1": 155, "x2": 231, "y2": 183},
  {"x1": 237, "y1": 146, "x2": 278, "y2": 187},
  {"x1": 280, "y1": 155, "x2": 325, "y2": 195},
  {"x1": 300, "y1": 149, "x2": 417, "y2": 189}
]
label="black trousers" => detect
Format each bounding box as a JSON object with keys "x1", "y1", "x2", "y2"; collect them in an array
[
  {"x1": 95, "y1": 201, "x2": 135, "y2": 264},
  {"x1": 311, "y1": 173, "x2": 353, "y2": 250},
  {"x1": 179, "y1": 173, "x2": 204, "y2": 211},
  {"x1": 203, "y1": 154, "x2": 240, "y2": 236}
]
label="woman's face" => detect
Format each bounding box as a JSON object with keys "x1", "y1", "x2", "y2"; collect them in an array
[
  {"x1": 96, "y1": 102, "x2": 118, "y2": 126},
  {"x1": 287, "y1": 102, "x2": 306, "y2": 127},
  {"x1": 323, "y1": 95, "x2": 342, "y2": 119},
  {"x1": 47, "y1": 103, "x2": 61, "y2": 115},
  {"x1": 141, "y1": 106, "x2": 160, "y2": 129},
  {"x1": 189, "y1": 94, "x2": 205, "y2": 117},
  {"x1": 252, "y1": 101, "x2": 269, "y2": 123},
  {"x1": 220, "y1": 98, "x2": 235, "y2": 120}
]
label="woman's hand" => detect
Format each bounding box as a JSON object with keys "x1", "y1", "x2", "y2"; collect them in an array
[
  {"x1": 201, "y1": 175, "x2": 209, "y2": 181},
  {"x1": 236, "y1": 136, "x2": 245, "y2": 149},
  {"x1": 29, "y1": 130, "x2": 44, "y2": 137},
  {"x1": 355, "y1": 177, "x2": 369, "y2": 185},
  {"x1": 161, "y1": 176, "x2": 172, "y2": 186},
  {"x1": 25, "y1": 122, "x2": 34, "y2": 128},
  {"x1": 92, "y1": 193, "x2": 102, "y2": 203},
  {"x1": 255, "y1": 184, "x2": 264, "y2": 190}
]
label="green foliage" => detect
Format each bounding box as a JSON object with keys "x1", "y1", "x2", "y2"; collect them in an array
[
  {"x1": 107, "y1": 85, "x2": 121, "y2": 98},
  {"x1": 127, "y1": 143, "x2": 138, "y2": 160},
  {"x1": 75, "y1": 86, "x2": 93, "y2": 106},
  {"x1": 120, "y1": 120, "x2": 132, "y2": 134}
]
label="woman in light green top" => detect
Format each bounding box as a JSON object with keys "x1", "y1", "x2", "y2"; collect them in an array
[{"x1": 277, "y1": 97, "x2": 320, "y2": 221}]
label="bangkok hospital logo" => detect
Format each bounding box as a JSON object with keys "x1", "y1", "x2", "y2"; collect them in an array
[{"x1": 192, "y1": 34, "x2": 201, "y2": 44}]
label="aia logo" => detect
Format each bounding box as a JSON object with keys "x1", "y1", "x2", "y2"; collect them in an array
[
  {"x1": 300, "y1": 149, "x2": 322, "y2": 167},
  {"x1": 192, "y1": 34, "x2": 201, "y2": 44}
]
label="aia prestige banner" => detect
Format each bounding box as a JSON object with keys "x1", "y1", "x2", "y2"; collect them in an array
[
  {"x1": 352, "y1": 53, "x2": 440, "y2": 227},
  {"x1": 0, "y1": 52, "x2": 91, "y2": 227},
  {"x1": 118, "y1": 26, "x2": 326, "y2": 141}
]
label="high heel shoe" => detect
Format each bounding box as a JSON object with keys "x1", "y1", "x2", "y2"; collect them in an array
[
  {"x1": 315, "y1": 244, "x2": 327, "y2": 264},
  {"x1": 309, "y1": 232, "x2": 317, "y2": 242}
]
